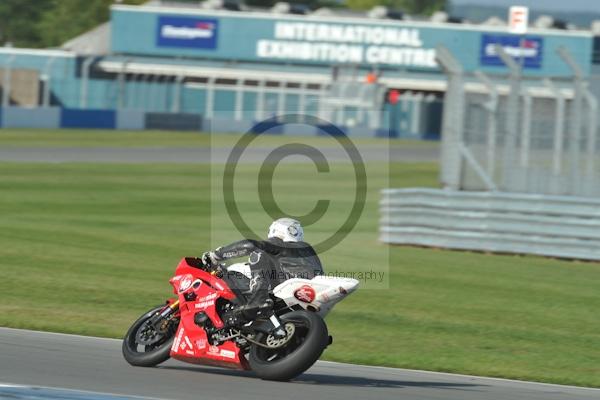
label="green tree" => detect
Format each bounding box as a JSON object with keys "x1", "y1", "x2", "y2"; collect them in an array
[
  {"x1": 0, "y1": 0, "x2": 146, "y2": 49},
  {"x1": 0, "y1": 0, "x2": 53, "y2": 47},
  {"x1": 346, "y1": 0, "x2": 446, "y2": 15},
  {"x1": 38, "y1": 0, "x2": 147, "y2": 48}
]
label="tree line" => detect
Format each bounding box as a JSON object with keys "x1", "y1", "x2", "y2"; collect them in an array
[{"x1": 0, "y1": 0, "x2": 445, "y2": 49}]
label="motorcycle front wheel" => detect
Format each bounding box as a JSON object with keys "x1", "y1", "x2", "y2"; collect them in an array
[
  {"x1": 122, "y1": 305, "x2": 178, "y2": 367},
  {"x1": 249, "y1": 310, "x2": 329, "y2": 381}
]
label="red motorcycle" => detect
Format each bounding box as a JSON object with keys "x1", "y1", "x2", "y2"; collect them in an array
[{"x1": 122, "y1": 257, "x2": 358, "y2": 381}]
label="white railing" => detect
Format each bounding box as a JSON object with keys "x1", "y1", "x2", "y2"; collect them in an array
[{"x1": 380, "y1": 188, "x2": 600, "y2": 260}]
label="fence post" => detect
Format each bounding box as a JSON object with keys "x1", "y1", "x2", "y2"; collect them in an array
[
  {"x1": 584, "y1": 89, "x2": 598, "y2": 180},
  {"x1": 117, "y1": 59, "x2": 130, "y2": 110},
  {"x1": 143, "y1": 74, "x2": 153, "y2": 111},
  {"x1": 171, "y1": 74, "x2": 184, "y2": 113},
  {"x1": 42, "y1": 56, "x2": 56, "y2": 107},
  {"x1": 150, "y1": 75, "x2": 163, "y2": 112},
  {"x1": 474, "y1": 71, "x2": 498, "y2": 181},
  {"x1": 494, "y1": 44, "x2": 521, "y2": 191},
  {"x1": 205, "y1": 76, "x2": 216, "y2": 120},
  {"x1": 79, "y1": 56, "x2": 95, "y2": 109},
  {"x1": 557, "y1": 47, "x2": 585, "y2": 195},
  {"x1": 234, "y1": 77, "x2": 243, "y2": 121},
  {"x1": 298, "y1": 81, "x2": 307, "y2": 123},
  {"x1": 436, "y1": 45, "x2": 465, "y2": 190},
  {"x1": 277, "y1": 80, "x2": 286, "y2": 120},
  {"x1": 79, "y1": 57, "x2": 95, "y2": 109},
  {"x1": 544, "y1": 78, "x2": 566, "y2": 194},
  {"x1": 2, "y1": 54, "x2": 16, "y2": 107}
]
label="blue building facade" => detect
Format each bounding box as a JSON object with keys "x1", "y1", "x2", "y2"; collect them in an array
[{"x1": 0, "y1": 4, "x2": 594, "y2": 136}]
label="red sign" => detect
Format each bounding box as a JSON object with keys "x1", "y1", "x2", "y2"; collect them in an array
[{"x1": 388, "y1": 89, "x2": 400, "y2": 105}]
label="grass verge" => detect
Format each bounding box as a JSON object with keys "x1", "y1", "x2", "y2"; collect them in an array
[{"x1": 0, "y1": 160, "x2": 598, "y2": 387}]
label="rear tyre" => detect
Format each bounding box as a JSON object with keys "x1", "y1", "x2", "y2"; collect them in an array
[
  {"x1": 249, "y1": 310, "x2": 328, "y2": 381},
  {"x1": 122, "y1": 305, "x2": 178, "y2": 367}
]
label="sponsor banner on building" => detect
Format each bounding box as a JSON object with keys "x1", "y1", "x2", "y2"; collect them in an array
[
  {"x1": 156, "y1": 16, "x2": 218, "y2": 49},
  {"x1": 480, "y1": 33, "x2": 543, "y2": 69}
]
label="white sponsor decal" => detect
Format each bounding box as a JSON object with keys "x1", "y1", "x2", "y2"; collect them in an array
[
  {"x1": 220, "y1": 349, "x2": 236, "y2": 359},
  {"x1": 195, "y1": 292, "x2": 218, "y2": 308},
  {"x1": 197, "y1": 293, "x2": 218, "y2": 302},
  {"x1": 484, "y1": 42, "x2": 539, "y2": 58},
  {"x1": 172, "y1": 327, "x2": 185, "y2": 352},
  {"x1": 161, "y1": 25, "x2": 214, "y2": 40},
  {"x1": 179, "y1": 276, "x2": 193, "y2": 292},
  {"x1": 184, "y1": 336, "x2": 193, "y2": 350},
  {"x1": 208, "y1": 345, "x2": 219, "y2": 354},
  {"x1": 195, "y1": 300, "x2": 214, "y2": 309}
]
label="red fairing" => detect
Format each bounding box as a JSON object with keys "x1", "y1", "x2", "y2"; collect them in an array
[{"x1": 169, "y1": 258, "x2": 249, "y2": 370}]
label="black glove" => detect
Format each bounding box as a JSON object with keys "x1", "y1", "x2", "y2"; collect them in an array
[{"x1": 201, "y1": 251, "x2": 218, "y2": 268}]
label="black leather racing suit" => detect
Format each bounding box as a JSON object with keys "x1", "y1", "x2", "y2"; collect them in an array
[{"x1": 213, "y1": 237, "x2": 323, "y2": 307}]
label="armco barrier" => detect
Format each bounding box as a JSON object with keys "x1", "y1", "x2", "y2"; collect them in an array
[
  {"x1": 145, "y1": 112, "x2": 202, "y2": 131},
  {"x1": 380, "y1": 188, "x2": 600, "y2": 260},
  {"x1": 116, "y1": 109, "x2": 145, "y2": 130},
  {"x1": 2, "y1": 107, "x2": 61, "y2": 129},
  {"x1": 0, "y1": 106, "x2": 390, "y2": 137},
  {"x1": 204, "y1": 118, "x2": 254, "y2": 134},
  {"x1": 61, "y1": 108, "x2": 116, "y2": 129}
]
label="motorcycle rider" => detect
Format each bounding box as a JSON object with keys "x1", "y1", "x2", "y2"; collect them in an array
[{"x1": 202, "y1": 218, "x2": 323, "y2": 332}]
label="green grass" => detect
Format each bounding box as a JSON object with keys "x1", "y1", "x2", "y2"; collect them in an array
[
  {"x1": 0, "y1": 130, "x2": 598, "y2": 388},
  {"x1": 0, "y1": 128, "x2": 438, "y2": 148}
]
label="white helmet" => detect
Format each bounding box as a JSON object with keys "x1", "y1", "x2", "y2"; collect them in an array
[{"x1": 268, "y1": 218, "x2": 304, "y2": 242}]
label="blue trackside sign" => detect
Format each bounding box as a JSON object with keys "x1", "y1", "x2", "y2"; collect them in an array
[
  {"x1": 156, "y1": 16, "x2": 218, "y2": 49},
  {"x1": 480, "y1": 34, "x2": 543, "y2": 69}
]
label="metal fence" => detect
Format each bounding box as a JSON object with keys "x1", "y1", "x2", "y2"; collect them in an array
[
  {"x1": 381, "y1": 46, "x2": 600, "y2": 260},
  {"x1": 437, "y1": 45, "x2": 600, "y2": 198},
  {"x1": 380, "y1": 188, "x2": 600, "y2": 261}
]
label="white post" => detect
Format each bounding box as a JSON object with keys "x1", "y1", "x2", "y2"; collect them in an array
[
  {"x1": 171, "y1": 74, "x2": 184, "y2": 113},
  {"x1": 205, "y1": 76, "x2": 215, "y2": 120},
  {"x1": 234, "y1": 77, "x2": 243, "y2": 121},
  {"x1": 545, "y1": 79, "x2": 565, "y2": 177},
  {"x1": 2, "y1": 54, "x2": 16, "y2": 107},
  {"x1": 277, "y1": 80, "x2": 286, "y2": 119},
  {"x1": 79, "y1": 57, "x2": 94, "y2": 109},
  {"x1": 42, "y1": 56, "x2": 56, "y2": 107},
  {"x1": 520, "y1": 90, "x2": 532, "y2": 168},
  {"x1": 584, "y1": 89, "x2": 598, "y2": 177},
  {"x1": 255, "y1": 78, "x2": 265, "y2": 121},
  {"x1": 298, "y1": 81, "x2": 307, "y2": 123}
]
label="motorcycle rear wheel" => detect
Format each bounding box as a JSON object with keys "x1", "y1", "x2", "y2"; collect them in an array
[
  {"x1": 249, "y1": 310, "x2": 328, "y2": 381},
  {"x1": 122, "y1": 305, "x2": 177, "y2": 367}
]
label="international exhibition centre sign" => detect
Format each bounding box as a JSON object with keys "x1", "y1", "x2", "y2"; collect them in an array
[{"x1": 112, "y1": 5, "x2": 593, "y2": 76}]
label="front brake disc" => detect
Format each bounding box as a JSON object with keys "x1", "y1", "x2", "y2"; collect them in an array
[{"x1": 135, "y1": 321, "x2": 163, "y2": 346}]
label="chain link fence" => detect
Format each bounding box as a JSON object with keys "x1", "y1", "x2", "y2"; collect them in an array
[{"x1": 438, "y1": 45, "x2": 599, "y2": 198}]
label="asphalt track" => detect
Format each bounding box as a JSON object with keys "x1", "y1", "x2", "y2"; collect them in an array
[
  {"x1": 1, "y1": 328, "x2": 598, "y2": 400},
  {"x1": 0, "y1": 146, "x2": 438, "y2": 163}
]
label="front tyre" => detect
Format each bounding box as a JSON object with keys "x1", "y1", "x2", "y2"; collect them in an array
[
  {"x1": 249, "y1": 310, "x2": 328, "y2": 381},
  {"x1": 122, "y1": 305, "x2": 178, "y2": 367}
]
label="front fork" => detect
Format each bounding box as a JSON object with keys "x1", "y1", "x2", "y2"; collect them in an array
[{"x1": 149, "y1": 299, "x2": 180, "y2": 332}]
